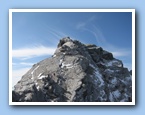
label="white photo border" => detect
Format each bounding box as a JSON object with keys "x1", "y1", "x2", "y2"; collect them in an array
[{"x1": 9, "y1": 9, "x2": 135, "y2": 105}]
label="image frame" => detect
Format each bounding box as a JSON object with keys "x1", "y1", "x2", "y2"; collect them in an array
[{"x1": 9, "y1": 9, "x2": 135, "y2": 105}]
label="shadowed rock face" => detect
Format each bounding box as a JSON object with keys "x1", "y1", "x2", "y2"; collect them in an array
[{"x1": 12, "y1": 37, "x2": 132, "y2": 102}]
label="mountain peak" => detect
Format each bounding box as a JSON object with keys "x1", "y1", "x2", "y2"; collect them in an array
[{"x1": 12, "y1": 37, "x2": 132, "y2": 102}]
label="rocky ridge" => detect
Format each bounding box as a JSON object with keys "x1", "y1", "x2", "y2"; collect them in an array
[{"x1": 12, "y1": 37, "x2": 132, "y2": 102}]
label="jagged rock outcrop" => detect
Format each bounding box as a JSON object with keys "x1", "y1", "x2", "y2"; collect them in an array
[{"x1": 12, "y1": 37, "x2": 132, "y2": 102}]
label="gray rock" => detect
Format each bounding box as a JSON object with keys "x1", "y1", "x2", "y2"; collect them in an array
[
  {"x1": 130, "y1": 70, "x2": 132, "y2": 75},
  {"x1": 12, "y1": 37, "x2": 132, "y2": 102},
  {"x1": 102, "y1": 50, "x2": 113, "y2": 60}
]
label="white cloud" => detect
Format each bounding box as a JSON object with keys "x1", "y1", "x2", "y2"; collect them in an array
[
  {"x1": 12, "y1": 62, "x2": 34, "y2": 66},
  {"x1": 82, "y1": 27, "x2": 104, "y2": 45},
  {"x1": 123, "y1": 63, "x2": 132, "y2": 71},
  {"x1": 43, "y1": 24, "x2": 67, "y2": 40},
  {"x1": 76, "y1": 22, "x2": 86, "y2": 29},
  {"x1": 12, "y1": 45, "x2": 56, "y2": 60},
  {"x1": 76, "y1": 16, "x2": 96, "y2": 30},
  {"x1": 88, "y1": 15, "x2": 96, "y2": 22},
  {"x1": 12, "y1": 67, "x2": 30, "y2": 87},
  {"x1": 12, "y1": 68, "x2": 30, "y2": 78},
  {"x1": 48, "y1": 29, "x2": 63, "y2": 39},
  {"x1": 112, "y1": 51, "x2": 131, "y2": 57},
  {"x1": 19, "y1": 62, "x2": 34, "y2": 66}
]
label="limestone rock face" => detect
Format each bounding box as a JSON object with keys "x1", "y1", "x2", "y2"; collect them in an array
[{"x1": 12, "y1": 37, "x2": 132, "y2": 102}]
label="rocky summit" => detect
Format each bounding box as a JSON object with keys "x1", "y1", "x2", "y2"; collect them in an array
[{"x1": 12, "y1": 37, "x2": 132, "y2": 102}]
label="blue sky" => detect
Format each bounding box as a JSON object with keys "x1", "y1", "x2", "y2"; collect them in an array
[{"x1": 12, "y1": 11, "x2": 132, "y2": 86}]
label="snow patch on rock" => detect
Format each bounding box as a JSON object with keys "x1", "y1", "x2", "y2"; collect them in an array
[
  {"x1": 106, "y1": 60, "x2": 122, "y2": 67},
  {"x1": 111, "y1": 77, "x2": 117, "y2": 85},
  {"x1": 38, "y1": 75, "x2": 47, "y2": 79},
  {"x1": 109, "y1": 92, "x2": 114, "y2": 101},
  {"x1": 112, "y1": 90, "x2": 121, "y2": 99},
  {"x1": 31, "y1": 65, "x2": 39, "y2": 80},
  {"x1": 90, "y1": 63, "x2": 104, "y2": 87}
]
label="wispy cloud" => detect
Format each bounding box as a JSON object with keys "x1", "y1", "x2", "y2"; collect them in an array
[
  {"x1": 76, "y1": 15, "x2": 96, "y2": 30},
  {"x1": 42, "y1": 24, "x2": 68, "y2": 38},
  {"x1": 12, "y1": 45, "x2": 56, "y2": 60},
  {"x1": 48, "y1": 29, "x2": 63, "y2": 39},
  {"x1": 19, "y1": 62, "x2": 34, "y2": 66},
  {"x1": 82, "y1": 25, "x2": 131, "y2": 58},
  {"x1": 88, "y1": 15, "x2": 96, "y2": 22},
  {"x1": 84, "y1": 25, "x2": 132, "y2": 70},
  {"x1": 13, "y1": 62, "x2": 34, "y2": 66},
  {"x1": 76, "y1": 22, "x2": 86, "y2": 29}
]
